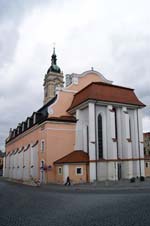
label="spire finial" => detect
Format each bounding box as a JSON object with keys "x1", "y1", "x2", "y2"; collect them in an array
[{"x1": 53, "y1": 42, "x2": 56, "y2": 55}]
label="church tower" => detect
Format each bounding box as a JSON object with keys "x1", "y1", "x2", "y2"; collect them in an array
[{"x1": 43, "y1": 48, "x2": 64, "y2": 104}]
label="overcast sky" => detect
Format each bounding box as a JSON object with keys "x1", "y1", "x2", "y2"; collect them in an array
[{"x1": 0, "y1": 0, "x2": 150, "y2": 151}]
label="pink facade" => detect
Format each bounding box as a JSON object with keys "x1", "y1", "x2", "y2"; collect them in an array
[{"x1": 4, "y1": 71, "x2": 105, "y2": 184}]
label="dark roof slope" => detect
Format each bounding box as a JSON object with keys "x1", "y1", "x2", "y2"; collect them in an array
[
  {"x1": 37, "y1": 95, "x2": 57, "y2": 113},
  {"x1": 68, "y1": 82, "x2": 145, "y2": 111},
  {"x1": 54, "y1": 150, "x2": 89, "y2": 164},
  {"x1": 0, "y1": 150, "x2": 5, "y2": 157}
]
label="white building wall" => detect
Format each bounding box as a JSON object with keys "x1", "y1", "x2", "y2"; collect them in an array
[
  {"x1": 116, "y1": 108, "x2": 123, "y2": 159},
  {"x1": 75, "y1": 108, "x2": 89, "y2": 151},
  {"x1": 18, "y1": 151, "x2": 23, "y2": 180},
  {"x1": 30, "y1": 144, "x2": 38, "y2": 179},
  {"x1": 138, "y1": 109, "x2": 144, "y2": 159},
  {"x1": 88, "y1": 103, "x2": 96, "y2": 182},
  {"x1": 106, "y1": 105, "x2": 117, "y2": 160},
  {"x1": 13, "y1": 152, "x2": 17, "y2": 179},
  {"x1": 121, "y1": 107, "x2": 133, "y2": 179},
  {"x1": 9, "y1": 154, "x2": 13, "y2": 178},
  {"x1": 137, "y1": 109, "x2": 145, "y2": 177},
  {"x1": 108, "y1": 162, "x2": 118, "y2": 181},
  {"x1": 15, "y1": 152, "x2": 19, "y2": 179},
  {"x1": 97, "y1": 162, "x2": 107, "y2": 181},
  {"x1": 3, "y1": 157, "x2": 6, "y2": 177},
  {"x1": 23, "y1": 148, "x2": 30, "y2": 181},
  {"x1": 63, "y1": 164, "x2": 69, "y2": 183},
  {"x1": 121, "y1": 107, "x2": 132, "y2": 158},
  {"x1": 5, "y1": 155, "x2": 9, "y2": 177},
  {"x1": 128, "y1": 109, "x2": 139, "y2": 158},
  {"x1": 75, "y1": 109, "x2": 83, "y2": 150}
]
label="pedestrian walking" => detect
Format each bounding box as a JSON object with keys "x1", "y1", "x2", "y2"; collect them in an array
[{"x1": 65, "y1": 176, "x2": 71, "y2": 186}]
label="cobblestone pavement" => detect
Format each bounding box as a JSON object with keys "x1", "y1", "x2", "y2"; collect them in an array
[{"x1": 1, "y1": 178, "x2": 150, "y2": 226}]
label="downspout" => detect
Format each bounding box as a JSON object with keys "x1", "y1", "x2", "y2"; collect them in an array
[
  {"x1": 137, "y1": 109, "x2": 141, "y2": 178},
  {"x1": 94, "y1": 101, "x2": 98, "y2": 181}
]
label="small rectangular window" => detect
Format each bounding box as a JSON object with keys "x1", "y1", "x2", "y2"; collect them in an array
[
  {"x1": 58, "y1": 167, "x2": 62, "y2": 175},
  {"x1": 41, "y1": 140, "x2": 45, "y2": 152},
  {"x1": 146, "y1": 162, "x2": 148, "y2": 168},
  {"x1": 76, "y1": 167, "x2": 83, "y2": 175}
]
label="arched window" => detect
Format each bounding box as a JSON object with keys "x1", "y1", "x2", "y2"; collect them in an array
[
  {"x1": 129, "y1": 118, "x2": 132, "y2": 140},
  {"x1": 98, "y1": 114, "x2": 103, "y2": 158}
]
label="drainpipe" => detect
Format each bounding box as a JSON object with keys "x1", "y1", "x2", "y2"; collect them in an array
[
  {"x1": 137, "y1": 109, "x2": 142, "y2": 178},
  {"x1": 94, "y1": 101, "x2": 98, "y2": 181}
]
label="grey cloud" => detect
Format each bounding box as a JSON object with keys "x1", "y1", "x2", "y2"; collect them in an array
[
  {"x1": 0, "y1": 0, "x2": 51, "y2": 22},
  {"x1": 0, "y1": 24, "x2": 19, "y2": 67},
  {"x1": 0, "y1": 0, "x2": 52, "y2": 68},
  {"x1": 111, "y1": 33, "x2": 150, "y2": 99}
]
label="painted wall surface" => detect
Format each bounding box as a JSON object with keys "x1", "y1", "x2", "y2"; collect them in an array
[
  {"x1": 55, "y1": 165, "x2": 64, "y2": 184},
  {"x1": 75, "y1": 102, "x2": 145, "y2": 181},
  {"x1": 55, "y1": 164, "x2": 88, "y2": 184},
  {"x1": 45, "y1": 122, "x2": 75, "y2": 183},
  {"x1": 69, "y1": 164, "x2": 88, "y2": 183},
  {"x1": 5, "y1": 125, "x2": 42, "y2": 182},
  {"x1": 48, "y1": 72, "x2": 108, "y2": 118},
  {"x1": 145, "y1": 161, "x2": 150, "y2": 177}
]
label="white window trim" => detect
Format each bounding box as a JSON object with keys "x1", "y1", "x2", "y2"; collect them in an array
[
  {"x1": 75, "y1": 166, "x2": 83, "y2": 176},
  {"x1": 27, "y1": 119, "x2": 30, "y2": 128},
  {"x1": 33, "y1": 114, "x2": 36, "y2": 124},
  {"x1": 41, "y1": 140, "x2": 45, "y2": 152},
  {"x1": 58, "y1": 167, "x2": 63, "y2": 175}
]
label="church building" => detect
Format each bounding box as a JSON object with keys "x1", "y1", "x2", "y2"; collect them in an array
[{"x1": 3, "y1": 49, "x2": 145, "y2": 184}]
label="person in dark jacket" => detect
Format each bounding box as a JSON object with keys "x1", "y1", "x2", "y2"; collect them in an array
[{"x1": 65, "y1": 176, "x2": 71, "y2": 186}]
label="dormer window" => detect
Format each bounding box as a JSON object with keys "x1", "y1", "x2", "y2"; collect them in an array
[
  {"x1": 9, "y1": 128, "x2": 12, "y2": 138},
  {"x1": 13, "y1": 130, "x2": 16, "y2": 138},
  {"x1": 22, "y1": 123, "x2": 25, "y2": 131},
  {"x1": 33, "y1": 113, "x2": 36, "y2": 124},
  {"x1": 27, "y1": 118, "x2": 30, "y2": 128},
  {"x1": 12, "y1": 130, "x2": 15, "y2": 138}
]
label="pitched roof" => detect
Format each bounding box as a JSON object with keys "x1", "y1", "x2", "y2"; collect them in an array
[
  {"x1": 68, "y1": 82, "x2": 145, "y2": 111},
  {"x1": 54, "y1": 151, "x2": 89, "y2": 164},
  {"x1": 0, "y1": 150, "x2": 5, "y2": 157}
]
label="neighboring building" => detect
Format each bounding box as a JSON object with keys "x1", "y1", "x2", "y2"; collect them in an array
[
  {"x1": 144, "y1": 132, "x2": 150, "y2": 177},
  {"x1": 4, "y1": 49, "x2": 145, "y2": 184},
  {"x1": 0, "y1": 150, "x2": 5, "y2": 176}
]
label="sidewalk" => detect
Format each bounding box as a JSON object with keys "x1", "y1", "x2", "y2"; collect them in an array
[
  {"x1": 41, "y1": 178, "x2": 150, "y2": 192},
  {"x1": 2, "y1": 177, "x2": 150, "y2": 192}
]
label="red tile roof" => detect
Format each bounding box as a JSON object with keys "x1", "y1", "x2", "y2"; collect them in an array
[
  {"x1": 68, "y1": 82, "x2": 145, "y2": 111},
  {"x1": 54, "y1": 151, "x2": 89, "y2": 164}
]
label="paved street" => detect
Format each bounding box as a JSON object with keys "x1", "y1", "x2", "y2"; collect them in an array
[{"x1": 1, "y1": 178, "x2": 150, "y2": 226}]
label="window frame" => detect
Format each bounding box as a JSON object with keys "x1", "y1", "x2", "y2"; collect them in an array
[
  {"x1": 145, "y1": 162, "x2": 149, "y2": 168},
  {"x1": 75, "y1": 167, "x2": 83, "y2": 176},
  {"x1": 98, "y1": 113, "x2": 103, "y2": 159},
  {"x1": 58, "y1": 167, "x2": 63, "y2": 175}
]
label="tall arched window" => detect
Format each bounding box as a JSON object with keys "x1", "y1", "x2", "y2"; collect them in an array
[
  {"x1": 98, "y1": 114, "x2": 103, "y2": 158},
  {"x1": 129, "y1": 118, "x2": 132, "y2": 140}
]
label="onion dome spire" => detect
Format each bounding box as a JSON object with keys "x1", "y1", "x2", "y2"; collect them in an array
[{"x1": 47, "y1": 47, "x2": 61, "y2": 74}]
